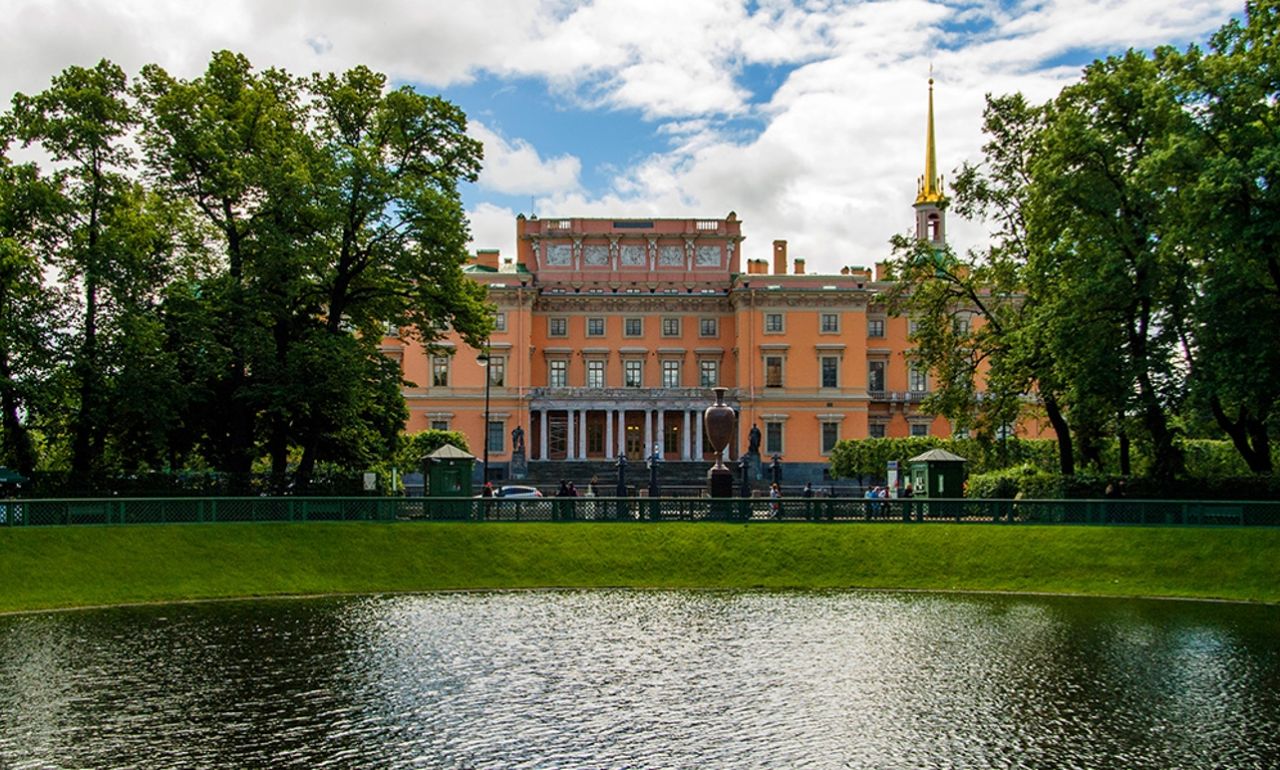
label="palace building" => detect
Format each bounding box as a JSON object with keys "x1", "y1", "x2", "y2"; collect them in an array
[{"x1": 382, "y1": 80, "x2": 955, "y2": 486}]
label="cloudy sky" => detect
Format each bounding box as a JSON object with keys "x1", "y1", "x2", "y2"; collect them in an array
[{"x1": 1, "y1": 0, "x2": 1240, "y2": 274}]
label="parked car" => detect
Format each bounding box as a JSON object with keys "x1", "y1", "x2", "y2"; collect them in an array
[{"x1": 476, "y1": 484, "x2": 542, "y2": 499}]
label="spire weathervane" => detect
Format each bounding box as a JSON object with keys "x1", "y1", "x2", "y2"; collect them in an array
[{"x1": 915, "y1": 70, "x2": 945, "y2": 205}]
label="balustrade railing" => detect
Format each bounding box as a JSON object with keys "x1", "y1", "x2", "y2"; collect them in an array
[{"x1": 1, "y1": 497, "x2": 1276, "y2": 527}]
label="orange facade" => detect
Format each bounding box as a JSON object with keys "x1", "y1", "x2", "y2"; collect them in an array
[
  {"x1": 379, "y1": 80, "x2": 1007, "y2": 483},
  {"x1": 382, "y1": 212, "x2": 958, "y2": 482}
]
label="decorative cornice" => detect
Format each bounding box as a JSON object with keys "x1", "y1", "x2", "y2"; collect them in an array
[
  {"x1": 729, "y1": 290, "x2": 870, "y2": 311},
  {"x1": 535, "y1": 294, "x2": 733, "y2": 313}
]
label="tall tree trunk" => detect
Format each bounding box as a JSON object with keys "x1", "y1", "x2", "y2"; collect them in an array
[
  {"x1": 1043, "y1": 393, "x2": 1075, "y2": 476},
  {"x1": 1210, "y1": 397, "x2": 1273, "y2": 474},
  {"x1": 0, "y1": 350, "x2": 36, "y2": 476}
]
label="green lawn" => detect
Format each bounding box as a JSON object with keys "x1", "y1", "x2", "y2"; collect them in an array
[{"x1": 1, "y1": 521, "x2": 1277, "y2": 613}]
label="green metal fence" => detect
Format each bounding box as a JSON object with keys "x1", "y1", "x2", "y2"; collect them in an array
[{"x1": 1, "y1": 496, "x2": 1277, "y2": 527}]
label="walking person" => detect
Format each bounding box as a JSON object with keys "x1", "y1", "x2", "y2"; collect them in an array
[{"x1": 769, "y1": 482, "x2": 782, "y2": 518}]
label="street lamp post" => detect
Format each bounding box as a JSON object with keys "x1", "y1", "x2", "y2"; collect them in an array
[{"x1": 477, "y1": 347, "x2": 492, "y2": 485}]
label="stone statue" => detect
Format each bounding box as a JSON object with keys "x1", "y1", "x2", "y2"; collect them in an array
[
  {"x1": 748, "y1": 424, "x2": 761, "y2": 455},
  {"x1": 511, "y1": 425, "x2": 525, "y2": 454}
]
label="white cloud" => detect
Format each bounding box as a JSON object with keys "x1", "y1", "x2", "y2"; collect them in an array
[
  {"x1": 469, "y1": 121, "x2": 582, "y2": 196},
  {"x1": 466, "y1": 202, "x2": 522, "y2": 264},
  {"x1": 2, "y1": 0, "x2": 1242, "y2": 276}
]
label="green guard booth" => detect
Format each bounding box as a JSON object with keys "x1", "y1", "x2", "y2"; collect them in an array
[
  {"x1": 908, "y1": 448, "x2": 968, "y2": 499},
  {"x1": 423, "y1": 445, "x2": 475, "y2": 519}
]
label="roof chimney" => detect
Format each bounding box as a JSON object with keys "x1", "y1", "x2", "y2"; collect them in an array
[
  {"x1": 476, "y1": 249, "x2": 500, "y2": 270},
  {"x1": 773, "y1": 240, "x2": 787, "y2": 275},
  {"x1": 794, "y1": 258, "x2": 805, "y2": 275}
]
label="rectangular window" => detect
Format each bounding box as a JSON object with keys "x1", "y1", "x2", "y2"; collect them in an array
[
  {"x1": 587, "y1": 423, "x2": 603, "y2": 454},
  {"x1": 430, "y1": 419, "x2": 449, "y2": 432},
  {"x1": 868, "y1": 360, "x2": 885, "y2": 392},
  {"x1": 909, "y1": 365, "x2": 928, "y2": 392},
  {"x1": 953, "y1": 316, "x2": 970, "y2": 335},
  {"x1": 494, "y1": 312, "x2": 507, "y2": 333},
  {"x1": 432, "y1": 356, "x2": 450, "y2": 387},
  {"x1": 549, "y1": 317, "x2": 567, "y2": 337},
  {"x1": 699, "y1": 360, "x2": 718, "y2": 387},
  {"x1": 821, "y1": 422, "x2": 839, "y2": 453},
  {"x1": 765, "y1": 423, "x2": 783, "y2": 455},
  {"x1": 820, "y1": 313, "x2": 839, "y2": 333},
  {"x1": 662, "y1": 360, "x2": 681, "y2": 388},
  {"x1": 821, "y1": 356, "x2": 839, "y2": 388},
  {"x1": 699, "y1": 318, "x2": 718, "y2": 337},
  {"x1": 487, "y1": 421, "x2": 504, "y2": 453},
  {"x1": 624, "y1": 317, "x2": 643, "y2": 337},
  {"x1": 909, "y1": 320, "x2": 921, "y2": 335},
  {"x1": 911, "y1": 423, "x2": 931, "y2": 437},
  {"x1": 869, "y1": 423, "x2": 886, "y2": 439},
  {"x1": 586, "y1": 360, "x2": 605, "y2": 388},
  {"x1": 587, "y1": 317, "x2": 605, "y2": 337},
  {"x1": 662, "y1": 317, "x2": 681, "y2": 337},
  {"x1": 624, "y1": 360, "x2": 643, "y2": 388},
  {"x1": 765, "y1": 356, "x2": 783, "y2": 388},
  {"x1": 488, "y1": 357, "x2": 505, "y2": 387},
  {"x1": 549, "y1": 360, "x2": 567, "y2": 387},
  {"x1": 868, "y1": 319, "x2": 885, "y2": 338},
  {"x1": 765, "y1": 313, "x2": 783, "y2": 333}
]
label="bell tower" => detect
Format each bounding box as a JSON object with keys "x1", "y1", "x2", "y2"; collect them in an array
[{"x1": 913, "y1": 76, "x2": 947, "y2": 247}]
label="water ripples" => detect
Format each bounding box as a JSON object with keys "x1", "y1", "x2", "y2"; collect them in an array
[{"x1": 1, "y1": 591, "x2": 1278, "y2": 769}]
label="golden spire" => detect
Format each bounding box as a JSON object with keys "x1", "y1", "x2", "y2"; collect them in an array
[{"x1": 915, "y1": 75, "x2": 945, "y2": 205}]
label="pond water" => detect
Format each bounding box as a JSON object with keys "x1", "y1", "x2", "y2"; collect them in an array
[{"x1": 0, "y1": 591, "x2": 1277, "y2": 769}]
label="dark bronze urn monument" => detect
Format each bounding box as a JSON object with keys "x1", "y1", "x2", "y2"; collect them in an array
[{"x1": 705, "y1": 387, "x2": 736, "y2": 497}]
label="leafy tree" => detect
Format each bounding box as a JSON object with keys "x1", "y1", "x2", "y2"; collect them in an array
[
  {"x1": 886, "y1": 94, "x2": 1081, "y2": 474},
  {"x1": 290, "y1": 65, "x2": 490, "y2": 486},
  {"x1": 1027, "y1": 49, "x2": 1197, "y2": 481},
  {"x1": 393, "y1": 429, "x2": 471, "y2": 472},
  {"x1": 0, "y1": 126, "x2": 65, "y2": 474},
  {"x1": 1173, "y1": 1, "x2": 1280, "y2": 472},
  {"x1": 138, "y1": 54, "x2": 490, "y2": 488},
  {"x1": 137, "y1": 51, "x2": 310, "y2": 479},
  {"x1": 9, "y1": 60, "x2": 182, "y2": 479}
]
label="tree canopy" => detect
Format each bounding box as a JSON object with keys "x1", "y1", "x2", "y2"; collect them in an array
[
  {"x1": 883, "y1": 1, "x2": 1279, "y2": 479},
  {"x1": 0, "y1": 52, "x2": 491, "y2": 489}
]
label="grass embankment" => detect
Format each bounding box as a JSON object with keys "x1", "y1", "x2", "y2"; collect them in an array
[{"x1": 1, "y1": 521, "x2": 1277, "y2": 613}]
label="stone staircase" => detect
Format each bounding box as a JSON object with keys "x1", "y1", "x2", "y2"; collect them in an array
[{"x1": 523, "y1": 460, "x2": 748, "y2": 495}]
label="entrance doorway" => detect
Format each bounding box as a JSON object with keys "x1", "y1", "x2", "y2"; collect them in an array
[{"x1": 625, "y1": 421, "x2": 645, "y2": 458}]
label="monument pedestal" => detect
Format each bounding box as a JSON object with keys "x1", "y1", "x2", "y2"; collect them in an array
[
  {"x1": 708, "y1": 465, "x2": 735, "y2": 498},
  {"x1": 510, "y1": 449, "x2": 527, "y2": 480}
]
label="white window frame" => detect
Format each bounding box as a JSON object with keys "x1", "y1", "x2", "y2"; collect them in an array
[
  {"x1": 661, "y1": 360, "x2": 681, "y2": 388},
  {"x1": 548, "y1": 359, "x2": 568, "y2": 388},
  {"x1": 586, "y1": 359, "x2": 605, "y2": 388}
]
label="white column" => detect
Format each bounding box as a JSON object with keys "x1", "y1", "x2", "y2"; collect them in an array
[
  {"x1": 695, "y1": 410, "x2": 704, "y2": 459},
  {"x1": 539, "y1": 410, "x2": 548, "y2": 460},
  {"x1": 682, "y1": 410, "x2": 691, "y2": 460},
  {"x1": 578, "y1": 409, "x2": 588, "y2": 459},
  {"x1": 644, "y1": 409, "x2": 652, "y2": 458},
  {"x1": 605, "y1": 409, "x2": 614, "y2": 460},
  {"x1": 618, "y1": 410, "x2": 628, "y2": 457},
  {"x1": 656, "y1": 410, "x2": 665, "y2": 458},
  {"x1": 566, "y1": 409, "x2": 575, "y2": 459}
]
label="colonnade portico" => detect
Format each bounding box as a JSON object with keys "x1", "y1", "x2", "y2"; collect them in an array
[{"x1": 529, "y1": 388, "x2": 735, "y2": 462}]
